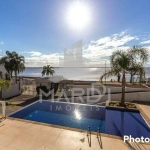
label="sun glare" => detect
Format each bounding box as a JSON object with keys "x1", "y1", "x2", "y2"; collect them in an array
[
  {"x1": 74, "y1": 109, "x2": 81, "y2": 120},
  {"x1": 67, "y1": 1, "x2": 90, "y2": 30}
]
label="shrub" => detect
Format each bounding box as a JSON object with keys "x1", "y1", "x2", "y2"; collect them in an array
[{"x1": 21, "y1": 86, "x2": 27, "y2": 92}]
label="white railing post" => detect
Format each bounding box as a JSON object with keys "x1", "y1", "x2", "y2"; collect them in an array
[
  {"x1": 0, "y1": 101, "x2": 6, "y2": 117},
  {"x1": 2, "y1": 101, "x2": 6, "y2": 117}
]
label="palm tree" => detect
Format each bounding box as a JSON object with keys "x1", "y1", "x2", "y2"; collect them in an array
[
  {"x1": 136, "y1": 65, "x2": 146, "y2": 85},
  {"x1": 128, "y1": 62, "x2": 145, "y2": 84},
  {"x1": 0, "y1": 51, "x2": 25, "y2": 83},
  {"x1": 117, "y1": 73, "x2": 121, "y2": 82},
  {"x1": 12, "y1": 53, "x2": 25, "y2": 83},
  {"x1": 100, "y1": 50, "x2": 130, "y2": 106},
  {"x1": 0, "y1": 55, "x2": 13, "y2": 77},
  {"x1": 41, "y1": 65, "x2": 55, "y2": 77},
  {"x1": 128, "y1": 45, "x2": 149, "y2": 83}
]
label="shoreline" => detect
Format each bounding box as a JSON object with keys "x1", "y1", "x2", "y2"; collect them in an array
[{"x1": 14, "y1": 76, "x2": 149, "y2": 88}]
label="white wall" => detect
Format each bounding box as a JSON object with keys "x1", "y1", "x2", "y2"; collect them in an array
[
  {"x1": 65, "y1": 92, "x2": 150, "y2": 105},
  {"x1": 61, "y1": 85, "x2": 150, "y2": 97},
  {"x1": 2, "y1": 84, "x2": 21, "y2": 99},
  {"x1": 106, "y1": 86, "x2": 150, "y2": 93},
  {"x1": 0, "y1": 65, "x2": 7, "y2": 79}
]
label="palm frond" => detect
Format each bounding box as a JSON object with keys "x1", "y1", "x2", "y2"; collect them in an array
[
  {"x1": 41, "y1": 65, "x2": 55, "y2": 76},
  {"x1": 128, "y1": 45, "x2": 149, "y2": 64},
  {"x1": 0, "y1": 78, "x2": 11, "y2": 91},
  {"x1": 100, "y1": 68, "x2": 121, "y2": 82}
]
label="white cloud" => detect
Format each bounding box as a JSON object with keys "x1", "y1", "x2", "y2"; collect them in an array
[
  {"x1": 145, "y1": 46, "x2": 150, "y2": 50},
  {"x1": 25, "y1": 53, "x2": 60, "y2": 67},
  {"x1": 29, "y1": 51, "x2": 42, "y2": 56},
  {"x1": 140, "y1": 40, "x2": 150, "y2": 44},
  {"x1": 83, "y1": 32, "x2": 137, "y2": 62},
  {"x1": 94, "y1": 35, "x2": 138, "y2": 48},
  {"x1": 23, "y1": 31, "x2": 150, "y2": 67}
]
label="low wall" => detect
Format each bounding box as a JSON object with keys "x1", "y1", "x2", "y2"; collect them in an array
[
  {"x1": 106, "y1": 86, "x2": 150, "y2": 93},
  {"x1": 61, "y1": 85, "x2": 150, "y2": 97},
  {"x1": 2, "y1": 84, "x2": 21, "y2": 99},
  {"x1": 59, "y1": 91, "x2": 150, "y2": 105}
]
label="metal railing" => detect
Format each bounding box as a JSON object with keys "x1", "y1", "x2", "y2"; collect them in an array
[
  {"x1": 97, "y1": 127, "x2": 103, "y2": 149},
  {"x1": 87, "y1": 126, "x2": 91, "y2": 147}
]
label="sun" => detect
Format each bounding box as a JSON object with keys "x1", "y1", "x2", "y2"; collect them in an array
[{"x1": 67, "y1": 2, "x2": 90, "y2": 30}]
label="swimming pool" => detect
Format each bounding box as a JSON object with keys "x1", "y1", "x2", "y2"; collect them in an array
[
  {"x1": 105, "y1": 109, "x2": 150, "y2": 138},
  {"x1": 9, "y1": 100, "x2": 150, "y2": 138}
]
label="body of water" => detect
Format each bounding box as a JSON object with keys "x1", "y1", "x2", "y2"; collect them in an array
[{"x1": 18, "y1": 67, "x2": 150, "y2": 81}]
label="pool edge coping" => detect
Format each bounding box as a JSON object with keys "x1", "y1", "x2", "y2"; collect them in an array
[
  {"x1": 6, "y1": 116, "x2": 122, "y2": 140},
  {"x1": 136, "y1": 104, "x2": 150, "y2": 127},
  {"x1": 6, "y1": 116, "x2": 150, "y2": 146},
  {"x1": 8, "y1": 99, "x2": 106, "y2": 117}
]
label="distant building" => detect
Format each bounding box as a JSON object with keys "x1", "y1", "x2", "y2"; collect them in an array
[{"x1": 59, "y1": 40, "x2": 83, "y2": 67}]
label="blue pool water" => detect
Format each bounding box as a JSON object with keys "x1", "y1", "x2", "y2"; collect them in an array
[
  {"x1": 10, "y1": 101, "x2": 105, "y2": 132},
  {"x1": 9, "y1": 101, "x2": 150, "y2": 137},
  {"x1": 105, "y1": 109, "x2": 150, "y2": 138},
  {"x1": 24, "y1": 111, "x2": 105, "y2": 132}
]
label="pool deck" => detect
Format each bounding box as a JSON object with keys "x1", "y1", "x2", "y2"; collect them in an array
[
  {"x1": 139, "y1": 104, "x2": 150, "y2": 119},
  {"x1": 137, "y1": 104, "x2": 150, "y2": 126},
  {"x1": 0, "y1": 119, "x2": 150, "y2": 150}
]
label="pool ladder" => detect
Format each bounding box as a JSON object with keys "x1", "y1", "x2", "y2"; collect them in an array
[
  {"x1": 87, "y1": 126, "x2": 103, "y2": 149},
  {"x1": 87, "y1": 126, "x2": 91, "y2": 147},
  {"x1": 97, "y1": 127, "x2": 103, "y2": 149}
]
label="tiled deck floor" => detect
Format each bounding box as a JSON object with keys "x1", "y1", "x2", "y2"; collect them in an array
[
  {"x1": 0, "y1": 119, "x2": 130, "y2": 150},
  {"x1": 0, "y1": 119, "x2": 150, "y2": 150}
]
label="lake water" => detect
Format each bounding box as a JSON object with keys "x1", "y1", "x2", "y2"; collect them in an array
[{"x1": 18, "y1": 67, "x2": 150, "y2": 81}]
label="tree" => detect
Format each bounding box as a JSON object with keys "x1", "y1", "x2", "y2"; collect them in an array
[
  {"x1": 0, "y1": 51, "x2": 25, "y2": 83},
  {"x1": 100, "y1": 50, "x2": 130, "y2": 106},
  {"x1": 0, "y1": 78, "x2": 11, "y2": 91},
  {"x1": 136, "y1": 64, "x2": 146, "y2": 85},
  {"x1": 0, "y1": 55, "x2": 13, "y2": 77},
  {"x1": 5, "y1": 73, "x2": 11, "y2": 80},
  {"x1": 12, "y1": 53, "x2": 25, "y2": 83},
  {"x1": 41, "y1": 65, "x2": 55, "y2": 77},
  {"x1": 128, "y1": 62, "x2": 145, "y2": 84},
  {"x1": 128, "y1": 45, "x2": 149, "y2": 83},
  {"x1": 0, "y1": 78, "x2": 11, "y2": 100},
  {"x1": 117, "y1": 73, "x2": 121, "y2": 82}
]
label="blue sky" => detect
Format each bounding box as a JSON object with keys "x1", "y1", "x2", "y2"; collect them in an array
[{"x1": 0, "y1": 0, "x2": 150, "y2": 67}]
